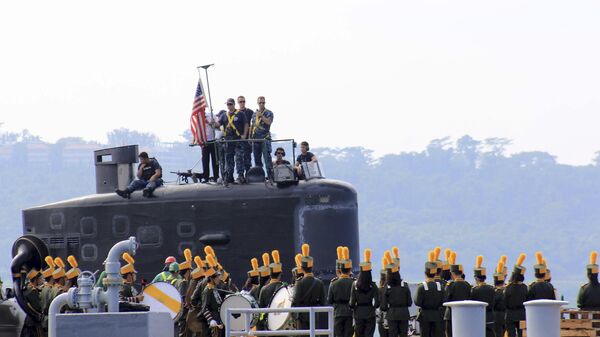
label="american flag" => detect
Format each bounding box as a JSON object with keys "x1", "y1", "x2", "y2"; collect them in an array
[{"x1": 190, "y1": 78, "x2": 208, "y2": 146}]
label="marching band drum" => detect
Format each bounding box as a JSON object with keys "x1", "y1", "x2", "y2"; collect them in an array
[
  {"x1": 268, "y1": 285, "x2": 296, "y2": 330},
  {"x1": 220, "y1": 293, "x2": 259, "y2": 330},
  {"x1": 141, "y1": 282, "x2": 182, "y2": 319}
]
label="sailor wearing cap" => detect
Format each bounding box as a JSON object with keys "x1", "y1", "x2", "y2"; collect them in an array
[
  {"x1": 577, "y1": 251, "x2": 600, "y2": 310},
  {"x1": 292, "y1": 243, "x2": 327, "y2": 333},
  {"x1": 379, "y1": 250, "x2": 411, "y2": 337},
  {"x1": 327, "y1": 247, "x2": 354, "y2": 337},
  {"x1": 493, "y1": 258, "x2": 507, "y2": 337},
  {"x1": 526, "y1": 252, "x2": 555, "y2": 300},
  {"x1": 415, "y1": 251, "x2": 444, "y2": 337},
  {"x1": 443, "y1": 251, "x2": 470, "y2": 337},
  {"x1": 504, "y1": 253, "x2": 527, "y2": 337},
  {"x1": 212, "y1": 98, "x2": 249, "y2": 184},
  {"x1": 470, "y1": 255, "x2": 496, "y2": 337}
]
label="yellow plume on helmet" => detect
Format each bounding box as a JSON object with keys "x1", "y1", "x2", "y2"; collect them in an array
[
  {"x1": 262, "y1": 253, "x2": 270, "y2": 267},
  {"x1": 497, "y1": 261, "x2": 504, "y2": 274},
  {"x1": 476, "y1": 255, "x2": 483, "y2": 268},
  {"x1": 194, "y1": 256, "x2": 203, "y2": 268},
  {"x1": 444, "y1": 249, "x2": 452, "y2": 261},
  {"x1": 272, "y1": 250, "x2": 281, "y2": 264},
  {"x1": 184, "y1": 249, "x2": 192, "y2": 262},
  {"x1": 591, "y1": 251, "x2": 598, "y2": 265},
  {"x1": 302, "y1": 244, "x2": 310, "y2": 257},
  {"x1": 449, "y1": 252, "x2": 457, "y2": 265},
  {"x1": 343, "y1": 247, "x2": 350, "y2": 260},
  {"x1": 535, "y1": 252, "x2": 543, "y2": 265},
  {"x1": 434, "y1": 247, "x2": 441, "y2": 260},
  {"x1": 392, "y1": 246, "x2": 399, "y2": 259},
  {"x1": 54, "y1": 257, "x2": 66, "y2": 269},
  {"x1": 501, "y1": 255, "x2": 507, "y2": 265},
  {"x1": 295, "y1": 254, "x2": 302, "y2": 267},
  {"x1": 383, "y1": 250, "x2": 392, "y2": 266},
  {"x1": 428, "y1": 251, "x2": 435, "y2": 262},
  {"x1": 206, "y1": 254, "x2": 217, "y2": 268},
  {"x1": 122, "y1": 252, "x2": 135, "y2": 264},
  {"x1": 45, "y1": 256, "x2": 55, "y2": 268},
  {"x1": 516, "y1": 253, "x2": 526, "y2": 266},
  {"x1": 364, "y1": 249, "x2": 372, "y2": 263},
  {"x1": 336, "y1": 246, "x2": 343, "y2": 260}
]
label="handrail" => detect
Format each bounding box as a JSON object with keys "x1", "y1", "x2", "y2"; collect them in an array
[{"x1": 225, "y1": 306, "x2": 334, "y2": 337}]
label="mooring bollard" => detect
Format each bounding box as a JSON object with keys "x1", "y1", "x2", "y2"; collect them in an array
[
  {"x1": 524, "y1": 299, "x2": 568, "y2": 337},
  {"x1": 443, "y1": 300, "x2": 487, "y2": 337}
]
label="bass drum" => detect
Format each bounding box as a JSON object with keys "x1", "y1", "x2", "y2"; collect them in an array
[
  {"x1": 141, "y1": 282, "x2": 182, "y2": 319},
  {"x1": 268, "y1": 286, "x2": 295, "y2": 330},
  {"x1": 220, "y1": 293, "x2": 258, "y2": 331}
]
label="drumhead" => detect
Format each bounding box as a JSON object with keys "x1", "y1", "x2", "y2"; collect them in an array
[
  {"x1": 268, "y1": 286, "x2": 295, "y2": 330},
  {"x1": 141, "y1": 282, "x2": 182, "y2": 319},
  {"x1": 220, "y1": 294, "x2": 257, "y2": 331}
]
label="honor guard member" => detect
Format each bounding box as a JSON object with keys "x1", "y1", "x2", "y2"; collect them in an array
[
  {"x1": 333, "y1": 246, "x2": 344, "y2": 280},
  {"x1": 542, "y1": 259, "x2": 559, "y2": 299},
  {"x1": 258, "y1": 251, "x2": 285, "y2": 329},
  {"x1": 444, "y1": 251, "x2": 471, "y2": 337},
  {"x1": 21, "y1": 268, "x2": 44, "y2": 337},
  {"x1": 292, "y1": 243, "x2": 327, "y2": 333},
  {"x1": 251, "y1": 96, "x2": 274, "y2": 178},
  {"x1": 470, "y1": 256, "x2": 496, "y2": 337},
  {"x1": 120, "y1": 253, "x2": 144, "y2": 303},
  {"x1": 577, "y1": 251, "x2": 600, "y2": 310},
  {"x1": 328, "y1": 247, "x2": 354, "y2": 337},
  {"x1": 432, "y1": 247, "x2": 446, "y2": 288},
  {"x1": 51, "y1": 257, "x2": 67, "y2": 297},
  {"x1": 201, "y1": 255, "x2": 224, "y2": 337},
  {"x1": 256, "y1": 253, "x2": 272, "y2": 301},
  {"x1": 504, "y1": 253, "x2": 528, "y2": 337},
  {"x1": 40, "y1": 256, "x2": 55, "y2": 334},
  {"x1": 415, "y1": 251, "x2": 444, "y2": 337},
  {"x1": 350, "y1": 249, "x2": 380, "y2": 337},
  {"x1": 243, "y1": 258, "x2": 260, "y2": 297},
  {"x1": 218, "y1": 263, "x2": 239, "y2": 294},
  {"x1": 175, "y1": 250, "x2": 193, "y2": 336},
  {"x1": 441, "y1": 249, "x2": 452, "y2": 283},
  {"x1": 191, "y1": 255, "x2": 213, "y2": 335},
  {"x1": 493, "y1": 260, "x2": 507, "y2": 337},
  {"x1": 377, "y1": 257, "x2": 389, "y2": 337},
  {"x1": 292, "y1": 253, "x2": 304, "y2": 285},
  {"x1": 65, "y1": 255, "x2": 81, "y2": 289},
  {"x1": 380, "y1": 250, "x2": 411, "y2": 337},
  {"x1": 213, "y1": 98, "x2": 249, "y2": 184},
  {"x1": 184, "y1": 256, "x2": 207, "y2": 337},
  {"x1": 237, "y1": 96, "x2": 254, "y2": 177},
  {"x1": 527, "y1": 252, "x2": 555, "y2": 300}
]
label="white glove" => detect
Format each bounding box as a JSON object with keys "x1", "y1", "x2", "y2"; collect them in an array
[{"x1": 209, "y1": 320, "x2": 218, "y2": 328}]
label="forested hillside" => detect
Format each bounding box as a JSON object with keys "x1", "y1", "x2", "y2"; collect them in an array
[{"x1": 1, "y1": 131, "x2": 599, "y2": 304}]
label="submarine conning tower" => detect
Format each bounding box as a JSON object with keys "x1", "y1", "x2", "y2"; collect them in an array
[{"x1": 21, "y1": 144, "x2": 359, "y2": 286}]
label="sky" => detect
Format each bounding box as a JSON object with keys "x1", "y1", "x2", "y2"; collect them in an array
[{"x1": 1, "y1": 0, "x2": 599, "y2": 165}]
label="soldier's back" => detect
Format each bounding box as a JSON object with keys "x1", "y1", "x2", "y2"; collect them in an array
[
  {"x1": 578, "y1": 282, "x2": 600, "y2": 310},
  {"x1": 415, "y1": 281, "x2": 444, "y2": 322},
  {"x1": 527, "y1": 281, "x2": 555, "y2": 300},
  {"x1": 471, "y1": 284, "x2": 495, "y2": 322}
]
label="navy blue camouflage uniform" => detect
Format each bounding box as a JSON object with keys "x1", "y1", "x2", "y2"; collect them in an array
[
  {"x1": 239, "y1": 108, "x2": 254, "y2": 175},
  {"x1": 218, "y1": 110, "x2": 247, "y2": 182},
  {"x1": 251, "y1": 108, "x2": 274, "y2": 175}
]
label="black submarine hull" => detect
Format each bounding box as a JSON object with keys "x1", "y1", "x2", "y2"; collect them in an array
[{"x1": 21, "y1": 179, "x2": 359, "y2": 285}]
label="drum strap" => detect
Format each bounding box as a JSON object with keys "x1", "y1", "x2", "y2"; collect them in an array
[{"x1": 300, "y1": 278, "x2": 318, "y2": 304}]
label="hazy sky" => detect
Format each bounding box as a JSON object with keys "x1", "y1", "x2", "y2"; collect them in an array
[{"x1": 1, "y1": 0, "x2": 599, "y2": 165}]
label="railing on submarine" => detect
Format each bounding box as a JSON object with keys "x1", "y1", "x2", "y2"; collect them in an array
[{"x1": 225, "y1": 306, "x2": 334, "y2": 337}]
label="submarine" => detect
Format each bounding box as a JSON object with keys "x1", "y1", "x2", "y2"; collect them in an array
[{"x1": 2, "y1": 142, "x2": 360, "y2": 336}]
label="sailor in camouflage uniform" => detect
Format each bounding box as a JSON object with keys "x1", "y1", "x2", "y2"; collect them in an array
[
  {"x1": 379, "y1": 250, "x2": 411, "y2": 337},
  {"x1": 21, "y1": 268, "x2": 44, "y2": 337},
  {"x1": 292, "y1": 244, "x2": 327, "y2": 334},
  {"x1": 258, "y1": 251, "x2": 286, "y2": 330},
  {"x1": 492, "y1": 259, "x2": 507, "y2": 337},
  {"x1": 327, "y1": 247, "x2": 354, "y2": 337},
  {"x1": 470, "y1": 255, "x2": 496, "y2": 337},
  {"x1": 350, "y1": 249, "x2": 380, "y2": 337},
  {"x1": 577, "y1": 251, "x2": 600, "y2": 310},
  {"x1": 415, "y1": 251, "x2": 444, "y2": 337},
  {"x1": 504, "y1": 253, "x2": 527, "y2": 337},
  {"x1": 443, "y1": 251, "x2": 470, "y2": 337},
  {"x1": 526, "y1": 252, "x2": 555, "y2": 301}
]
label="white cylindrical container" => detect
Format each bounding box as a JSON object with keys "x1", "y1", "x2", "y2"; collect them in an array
[
  {"x1": 443, "y1": 300, "x2": 487, "y2": 337},
  {"x1": 524, "y1": 299, "x2": 568, "y2": 337}
]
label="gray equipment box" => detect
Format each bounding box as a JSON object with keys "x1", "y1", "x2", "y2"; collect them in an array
[{"x1": 55, "y1": 312, "x2": 173, "y2": 337}]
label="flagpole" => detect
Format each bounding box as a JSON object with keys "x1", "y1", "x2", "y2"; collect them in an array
[{"x1": 197, "y1": 64, "x2": 215, "y2": 120}]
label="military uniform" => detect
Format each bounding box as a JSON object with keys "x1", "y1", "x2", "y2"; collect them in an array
[
  {"x1": 350, "y1": 280, "x2": 380, "y2": 337},
  {"x1": 380, "y1": 281, "x2": 411, "y2": 337},
  {"x1": 470, "y1": 256, "x2": 495, "y2": 337},
  {"x1": 22, "y1": 281, "x2": 43, "y2": 337},
  {"x1": 578, "y1": 252, "x2": 600, "y2": 310},
  {"x1": 443, "y1": 252, "x2": 469, "y2": 337},
  {"x1": 328, "y1": 248, "x2": 354, "y2": 337},
  {"x1": 493, "y1": 286, "x2": 506, "y2": 337},
  {"x1": 415, "y1": 253, "x2": 444, "y2": 337},
  {"x1": 377, "y1": 275, "x2": 389, "y2": 337},
  {"x1": 527, "y1": 280, "x2": 556, "y2": 300},
  {"x1": 292, "y1": 244, "x2": 327, "y2": 333},
  {"x1": 503, "y1": 253, "x2": 527, "y2": 337},
  {"x1": 200, "y1": 255, "x2": 222, "y2": 337},
  {"x1": 218, "y1": 104, "x2": 248, "y2": 183}
]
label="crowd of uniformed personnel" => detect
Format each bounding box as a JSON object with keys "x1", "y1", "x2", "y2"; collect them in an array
[{"x1": 7, "y1": 245, "x2": 600, "y2": 337}]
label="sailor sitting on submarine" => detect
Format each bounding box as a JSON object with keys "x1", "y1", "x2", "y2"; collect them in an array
[{"x1": 116, "y1": 151, "x2": 163, "y2": 199}]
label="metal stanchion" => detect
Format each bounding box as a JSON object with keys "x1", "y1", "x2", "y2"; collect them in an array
[
  {"x1": 443, "y1": 300, "x2": 487, "y2": 337},
  {"x1": 524, "y1": 299, "x2": 568, "y2": 337}
]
